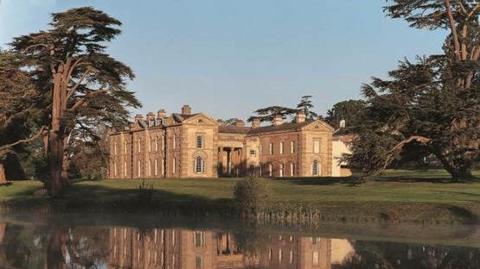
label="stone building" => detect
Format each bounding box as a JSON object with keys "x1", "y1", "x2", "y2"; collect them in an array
[
  {"x1": 107, "y1": 227, "x2": 354, "y2": 269},
  {"x1": 108, "y1": 105, "x2": 350, "y2": 179}
]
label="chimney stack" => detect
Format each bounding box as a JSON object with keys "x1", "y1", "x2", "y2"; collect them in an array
[
  {"x1": 181, "y1": 105, "x2": 192, "y2": 115},
  {"x1": 134, "y1": 114, "x2": 144, "y2": 123},
  {"x1": 295, "y1": 110, "x2": 306, "y2": 124},
  {"x1": 272, "y1": 114, "x2": 283, "y2": 126},
  {"x1": 157, "y1": 109, "x2": 166, "y2": 119},
  {"x1": 146, "y1": 112, "x2": 155, "y2": 121},
  {"x1": 251, "y1": 117, "x2": 261, "y2": 128}
]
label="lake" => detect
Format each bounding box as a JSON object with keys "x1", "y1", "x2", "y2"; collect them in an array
[{"x1": 0, "y1": 212, "x2": 479, "y2": 269}]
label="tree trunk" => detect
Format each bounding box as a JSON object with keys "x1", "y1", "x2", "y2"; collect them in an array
[
  {"x1": 46, "y1": 228, "x2": 69, "y2": 269},
  {"x1": 449, "y1": 167, "x2": 474, "y2": 181},
  {"x1": 432, "y1": 149, "x2": 475, "y2": 181},
  {"x1": 47, "y1": 72, "x2": 70, "y2": 196},
  {"x1": 0, "y1": 163, "x2": 6, "y2": 184}
]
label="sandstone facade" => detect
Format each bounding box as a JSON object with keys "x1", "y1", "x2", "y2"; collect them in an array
[{"x1": 108, "y1": 105, "x2": 349, "y2": 179}]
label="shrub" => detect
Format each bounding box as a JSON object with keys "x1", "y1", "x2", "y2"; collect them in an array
[
  {"x1": 136, "y1": 180, "x2": 154, "y2": 205},
  {"x1": 233, "y1": 177, "x2": 271, "y2": 213}
]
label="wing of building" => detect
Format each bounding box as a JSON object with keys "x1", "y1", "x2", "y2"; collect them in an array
[{"x1": 108, "y1": 105, "x2": 352, "y2": 179}]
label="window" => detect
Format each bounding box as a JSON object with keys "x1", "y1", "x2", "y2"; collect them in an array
[
  {"x1": 155, "y1": 138, "x2": 159, "y2": 151},
  {"x1": 195, "y1": 156, "x2": 205, "y2": 173},
  {"x1": 195, "y1": 256, "x2": 203, "y2": 269},
  {"x1": 312, "y1": 160, "x2": 320, "y2": 176},
  {"x1": 290, "y1": 141, "x2": 295, "y2": 154},
  {"x1": 269, "y1": 143, "x2": 274, "y2": 155},
  {"x1": 124, "y1": 141, "x2": 128, "y2": 154},
  {"x1": 113, "y1": 161, "x2": 117, "y2": 177},
  {"x1": 137, "y1": 140, "x2": 142, "y2": 153},
  {"x1": 196, "y1": 135, "x2": 204, "y2": 149},
  {"x1": 137, "y1": 160, "x2": 141, "y2": 177},
  {"x1": 124, "y1": 161, "x2": 128, "y2": 177},
  {"x1": 268, "y1": 164, "x2": 273, "y2": 177},
  {"x1": 280, "y1": 142, "x2": 284, "y2": 154},
  {"x1": 279, "y1": 163, "x2": 284, "y2": 177},
  {"x1": 290, "y1": 163, "x2": 295, "y2": 177},
  {"x1": 194, "y1": 231, "x2": 205, "y2": 247},
  {"x1": 147, "y1": 159, "x2": 151, "y2": 176},
  {"x1": 172, "y1": 158, "x2": 176, "y2": 174},
  {"x1": 173, "y1": 135, "x2": 176, "y2": 149},
  {"x1": 289, "y1": 251, "x2": 294, "y2": 264},
  {"x1": 114, "y1": 143, "x2": 118, "y2": 155},
  {"x1": 148, "y1": 138, "x2": 152, "y2": 152},
  {"x1": 154, "y1": 159, "x2": 158, "y2": 176},
  {"x1": 278, "y1": 249, "x2": 283, "y2": 263},
  {"x1": 313, "y1": 251, "x2": 319, "y2": 265},
  {"x1": 313, "y1": 139, "x2": 321, "y2": 154}
]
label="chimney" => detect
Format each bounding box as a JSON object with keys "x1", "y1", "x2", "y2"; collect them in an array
[
  {"x1": 234, "y1": 119, "x2": 245, "y2": 128},
  {"x1": 181, "y1": 105, "x2": 192, "y2": 115},
  {"x1": 272, "y1": 114, "x2": 283, "y2": 126},
  {"x1": 157, "y1": 109, "x2": 166, "y2": 119},
  {"x1": 146, "y1": 112, "x2": 155, "y2": 121},
  {"x1": 295, "y1": 110, "x2": 306, "y2": 124},
  {"x1": 134, "y1": 114, "x2": 144, "y2": 123},
  {"x1": 251, "y1": 117, "x2": 261, "y2": 128}
]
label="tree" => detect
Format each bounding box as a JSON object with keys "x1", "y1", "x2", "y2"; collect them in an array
[
  {"x1": 325, "y1": 99, "x2": 366, "y2": 129},
  {"x1": 247, "y1": 106, "x2": 297, "y2": 123},
  {"x1": 296, "y1": 95, "x2": 318, "y2": 120},
  {"x1": 347, "y1": 1, "x2": 480, "y2": 180},
  {"x1": 248, "y1": 96, "x2": 318, "y2": 123},
  {"x1": 11, "y1": 7, "x2": 141, "y2": 195},
  {"x1": 349, "y1": 57, "x2": 480, "y2": 180},
  {"x1": 0, "y1": 51, "x2": 46, "y2": 183},
  {"x1": 385, "y1": 0, "x2": 480, "y2": 90}
]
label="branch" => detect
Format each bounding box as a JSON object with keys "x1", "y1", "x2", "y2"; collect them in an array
[
  {"x1": 66, "y1": 69, "x2": 94, "y2": 100},
  {"x1": 0, "y1": 126, "x2": 47, "y2": 156},
  {"x1": 381, "y1": 135, "x2": 431, "y2": 172},
  {"x1": 68, "y1": 89, "x2": 109, "y2": 111},
  {"x1": 445, "y1": 0, "x2": 462, "y2": 61},
  {"x1": 455, "y1": 0, "x2": 468, "y2": 15},
  {"x1": 467, "y1": 3, "x2": 480, "y2": 18}
]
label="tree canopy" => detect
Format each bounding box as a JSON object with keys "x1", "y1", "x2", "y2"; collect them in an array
[
  {"x1": 348, "y1": 0, "x2": 480, "y2": 180},
  {"x1": 10, "y1": 7, "x2": 141, "y2": 195}
]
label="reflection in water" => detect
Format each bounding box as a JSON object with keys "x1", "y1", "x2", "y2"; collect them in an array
[{"x1": 0, "y1": 221, "x2": 479, "y2": 269}]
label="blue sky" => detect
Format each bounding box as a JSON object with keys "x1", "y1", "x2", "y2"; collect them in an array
[{"x1": 0, "y1": 0, "x2": 445, "y2": 120}]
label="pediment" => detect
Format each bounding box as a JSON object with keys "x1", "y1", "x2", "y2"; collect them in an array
[
  {"x1": 182, "y1": 113, "x2": 218, "y2": 126},
  {"x1": 301, "y1": 120, "x2": 334, "y2": 132}
]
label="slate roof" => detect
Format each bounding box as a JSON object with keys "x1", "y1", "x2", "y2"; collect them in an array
[
  {"x1": 218, "y1": 125, "x2": 251, "y2": 134},
  {"x1": 172, "y1": 113, "x2": 200, "y2": 123},
  {"x1": 218, "y1": 120, "x2": 321, "y2": 135},
  {"x1": 246, "y1": 120, "x2": 314, "y2": 135}
]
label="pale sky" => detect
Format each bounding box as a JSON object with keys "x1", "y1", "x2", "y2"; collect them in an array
[{"x1": 0, "y1": 0, "x2": 445, "y2": 120}]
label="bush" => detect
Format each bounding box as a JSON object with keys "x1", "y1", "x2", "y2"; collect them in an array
[{"x1": 233, "y1": 177, "x2": 271, "y2": 213}]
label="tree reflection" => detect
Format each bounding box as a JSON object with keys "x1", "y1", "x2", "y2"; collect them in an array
[
  {"x1": 0, "y1": 222, "x2": 479, "y2": 269},
  {"x1": 333, "y1": 241, "x2": 480, "y2": 269}
]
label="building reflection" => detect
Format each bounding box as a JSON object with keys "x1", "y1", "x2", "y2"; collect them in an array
[{"x1": 108, "y1": 227, "x2": 354, "y2": 269}]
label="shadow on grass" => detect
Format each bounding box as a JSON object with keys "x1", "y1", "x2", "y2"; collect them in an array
[
  {"x1": 283, "y1": 174, "x2": 480, "y2": 186},
  {"x1": 280, "y1": 177, "x2": 366, "y2": 186},
  {"x1": 60, "y1": 182, "x2": 236, "y2": 213}
]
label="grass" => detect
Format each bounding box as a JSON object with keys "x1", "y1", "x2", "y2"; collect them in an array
[{"x1": 1, "y1": 169, "x2": 480, "y2": 224}]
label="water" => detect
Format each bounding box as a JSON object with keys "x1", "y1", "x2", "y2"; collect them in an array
[{"x1": 0, "y1": 213, "x2": 479, "y2": 269}]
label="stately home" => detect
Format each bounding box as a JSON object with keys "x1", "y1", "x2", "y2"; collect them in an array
[
  {"x1": 108, "y1": 227, "x2": 354, "y2": 269},
  {"x1": 108, "y1": 105, "x2": 351, "y2": 179}
]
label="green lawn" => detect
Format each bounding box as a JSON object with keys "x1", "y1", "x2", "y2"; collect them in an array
[
  {"x1": 1, "y1": 169, "x2": 480, "y2": 223},
  {"x1": 1, "y1": 169, "x2": 479, "y2": 205}
]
